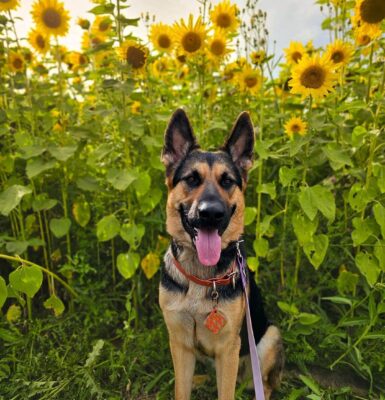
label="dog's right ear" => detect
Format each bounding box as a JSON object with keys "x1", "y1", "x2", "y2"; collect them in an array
[{"x1": 161, "y1": 109, "x2": 198, "y2": 170}]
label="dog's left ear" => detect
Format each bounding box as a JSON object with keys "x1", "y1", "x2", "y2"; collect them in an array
[{"x1": 222, "y1": 112, "x2": 255, "y2": 178}]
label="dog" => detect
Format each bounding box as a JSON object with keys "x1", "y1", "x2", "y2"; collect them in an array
[{"x1": 159, "y1": 109, "x2": 284, "y2": 400}]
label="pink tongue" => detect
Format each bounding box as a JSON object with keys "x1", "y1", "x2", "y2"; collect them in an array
[{"x1": 195, "y1": 229, "x2": 222, "y2": 266}]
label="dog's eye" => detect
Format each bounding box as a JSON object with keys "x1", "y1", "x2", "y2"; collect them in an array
[
  {"x1": 184, "y1": 173, "x2": 201, "y2": 188},
  {"x1": 220, "y1": 175, "x2": 234, "y2": 189}
]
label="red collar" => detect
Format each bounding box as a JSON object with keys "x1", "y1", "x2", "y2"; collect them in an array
[{"x1": 173, "y1": 257, "x2": 237, "y2": 288}]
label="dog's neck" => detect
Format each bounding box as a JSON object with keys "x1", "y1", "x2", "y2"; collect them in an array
[{"x1": 168, "y1": 238, "x2": 241, "y2": 280}]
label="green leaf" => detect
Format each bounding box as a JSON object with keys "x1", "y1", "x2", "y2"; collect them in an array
[
  {"x1": 279, "y1": 166, "x2": 298, "y2": 187},
  {"x1": 298, "y1": 187, "x2": 317, "y2": 221},
  {"x1": 0, "y1": 328, "x2": 21, "y2": 343},
  {"x1": 48, "y1": 145, "x2": 77, "y2": 161},
  {"x1": 247, "y1": 257, "x2": 259, "y2": 272},
  {"x1": 120, "y1": 223, "x2": 145, "y2": 249},
  {"x1": 72, "y1": 200, "x2": 91, "y2": 227},
  {"x1": 96, "y1": 215, "x2": 120, "y2": 242},
  {"x1": 322, "y1": 296, "x2": 352, "y2": 305},
  {"x1": 355, "y1": 252, "x2": 380, "y2": 287},
  {"x1": 0, "y1": 185, "x2": 32, "y2": 216},
  {"x1": 44, "y1": 294, "x2": 65, "y2": 316},
  {"x1": 26, "y1": 158, "x2": 56, "y2": 179},
  {"x1": 348, "y1": 183, "x2": 373, "y2": 211},
  {"x1": 253, "y1": 237, "x2": 269, "y2": 258},
  {"x1": 373, "y1": 203, "x2": 385, "y2": 239},
  {"x1": 6, "y1": 240, "x2": 29, "y2": 255},
  {"x1": 374, "y1": 240, "x2": 385, "y2": 271},
  {"x1": 337, "y1": 268, "x2": 359, "y2": 295},
  {"x1": 32, "y1": 194, "x2": 57, "y2": 211},
  {"x1": 352, "y1": 126, "x2": 367, "y2": 147},
  {"x1": 140, "y1": 188, "x2": 162, "y2": 215},
  {"x1": 303, "y1": 234, "x2": 329, "y2": 269},
  {"x1": 0, "y1": 277, "x2": 7, "y2": 309},
  {"x1": 9, "y1": 265, "x2": 43, "y2": 298},
  {"x1": 19, "y1": 145, "x2": 46, "y2": 159},
  {"x1": 133, "y1": 172, "x2": 151, "y2": 197},
  {"x1": 88, "y1": 3, "x2": 115, "y2": 14},
  {"x1": 299, "y1": 375, "x2": 321, "y2": 395},
  {"x1": 373, "y1": 164, "x2": 385, "y2": 193},
  {"x1": 244, "y1": 207, "x2": 257, "y2": 225},
  {"x1": 292, "y1": 214, "x2": 318, "y2": 246},
  {"x1": 277, "y1": 301, "x2": 299, "y2": 315},
  {"x1": 117, "y1": 252, "x2": 140, "y2": 279},
  {"x1": 298, "y1": 313, "x2": 320, "y2": 325},
  {"x1": 323, "y1": 144, "x2": 353, "y2": 170},
  {"x1": 50, "y1": 217, "x2": 71, "y2": 238},
  {"x1": 106, "y1": 168, "x2": 137, "y2": 191},
  {"x1": 76, "y1": 176, "x2": 101, "y2": 192},
  {"x1": 352, "y1": 217, "x2": 374, "y2": 246},
  {"x1": 256, "y1": 182, "x2": 276, "y2": 199}
]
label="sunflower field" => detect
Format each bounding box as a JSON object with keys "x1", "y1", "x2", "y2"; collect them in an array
[{"x1": 0, "y1": 0, "x2": 385, "y2": 398}]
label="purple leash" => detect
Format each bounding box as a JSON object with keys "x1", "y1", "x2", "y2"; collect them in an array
[{"x1": 236, "y1": 243, "x2": 265, "y2": 400}]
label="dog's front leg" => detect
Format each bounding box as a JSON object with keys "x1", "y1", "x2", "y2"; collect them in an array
[
  {"x1": 215, "y1": 335, "x2": 241, "y2": 400},
  {"x1": 169, "y1": 337, "x2": 196, "y2": 400}
]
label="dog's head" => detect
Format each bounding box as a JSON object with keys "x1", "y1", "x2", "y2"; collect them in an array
[{"x1": 161, "y1": 109, "x2": 254, "y2": 266}]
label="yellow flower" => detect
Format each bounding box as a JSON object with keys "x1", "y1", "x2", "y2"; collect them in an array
[
  {"x1": 284, "y1": 116, "x2": 307, "y2": 139},
  {"x1": 131, "y1": 101, "x2": 141, "y2": 114},
  {"x1": 0, "y1": 0, "x2": 19, "y2": 11},
  {"x1": 354, "y1": 24, "x2": 382, "y2": 46},
  {"x1": 151, "y1": 56, "x2": 171, "y2": 78},
  {"x1": 91, "y1": 16, "x2": 112, "y2": 37},
  {"x1": 289, "y1": 55, "x2": 337, "y2": 100},
  {"x1": 28, "y1": 29, "x2": 50, "y2": 54},
  {"x1": 237, "y1": 65, "x2": 262, "y2": 94},
  {"x1": 250, "y1": 50, "x2": 266, "y2": 65},
  {"x1": 210, "y1": 0, "x2": 239, "y2": 33},
  {"x1": 31, "y1": 0, "x2": 70, "y2": 37},
  {"x1": 222, "y1": 61, "x2": 239, "y2": 81},
  {"x1": 150, "y1": 23, "x2": 174, "y2": 53},
  {"x1": 77, "y1": 18, "x2": 90, "y2": 30},
  {"x1": 354, "y1": 0, "x2": 385, "y2": 25},
  {"x1": 173, "y1": 14, "x2": 207, "y2": 56},
  {"x1": 325, "y1": 40, "x2": 354, "y2": 67},
  {"x1": 8, "y1": 51, "x2": 25, "y2": 72},
  {"x1": 207, "y1": 33, "x2": 232, "y2": 62},
  {"x1": 67, "y1": 51, "x2": 88, "y2": 70},
  {"x1": 81, "y1": 31, "x2": 105, "y2": 51},
  {"x1": 284, "y1": 41, "x2": 306, "y2": 65},
  {"x1": 118, "y1": 39, "x2": 148, "y2": 72}
]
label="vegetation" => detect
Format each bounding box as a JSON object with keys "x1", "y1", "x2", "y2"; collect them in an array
[{"x1": 0, "y1": 0, "x2": 385, "y2": 398}]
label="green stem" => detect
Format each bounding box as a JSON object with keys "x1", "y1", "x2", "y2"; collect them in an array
[
  {"x1": 0, "y1": 254, "x2": 77, "y2": 297},
  {"x1": 365, "y1": 44, "x2": 374, "y2": 104}
]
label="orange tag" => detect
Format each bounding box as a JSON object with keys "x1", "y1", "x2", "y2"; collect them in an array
[{"x1": 204, "y1": 308, "x2": 226, "y2": 334}]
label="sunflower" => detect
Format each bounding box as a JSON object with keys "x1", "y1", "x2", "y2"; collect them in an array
[
  {"x1": 0, "y1": 0, "x2": 19, "y2": 11},
  {"x1": 284, "y1": 41, "x2": 306, "y2": 65},
  {"x1": 222, "y1": 61, "x2": 239, "y2": 81},
  {"x1": 31, "y1": 0, "x2": 70, "y2": 37},
  {"x1": 237, "y1": 65, "x2": 262, "y2": 94},
  {"x1": 67, "y1": 51, "x2": 88, "y2": 70},
  {"x1": 210, "y1": 0, "x2": 239, "y2": 33},
  {"x1": 8, "y1": 51, "x2": 25, "y2": 72},
  {"x1": 81, "y1": 31, "x2": 105, "y2": 51},
  {"x1": 206, "y1": 33, "x2": 232, "y2": 62},
  {"x1": 354, "y1": 0, "x2": 385, "y2": 25},
  {"x1": 250, "y1": 50, "x2": 266, "y2": 65},
  {"x1": 131, "y1": 101, "x2": 141, "y2": 114},
  {"x1": 289, "y1": 55, "x2": 337, "y2": 100},
  {"x1": 91, "y1": 16, "x2": 112, "y2": 37},
  {"x1": 151, "y1": 57, "x2": 171, "y2": 78},
  {"x1": 284, "y1": 116, "x2": 307, "y2": 139},
  {"x1": 173, "y1": 14, "x2": 207, "y2": 56},
  {"x1": 150, "y1": 23, "x2": 174, "y2": 53},
  {"x1": 118, "y1": 39, "x2": 148, "y2": 71},
  {"x1": 354, "y1": 24, "x2": 382, "y2": 46},
  {"x1": 325, "y1": 40, "x2": 354, "y2": 67},
  {"x1": 28, "y1": 29, "x2": 50, "y2": 54},
  {"x1": 77, "y1": 17, "x2": 90, "y2": 30}
]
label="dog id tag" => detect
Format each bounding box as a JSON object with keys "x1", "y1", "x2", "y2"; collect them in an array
[{"x1": 204, "y1": 308, "x2": 226, "y2": 334}]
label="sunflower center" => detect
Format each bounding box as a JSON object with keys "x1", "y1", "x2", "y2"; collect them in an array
[
  {"x1": 0, "y1": 0, "x2": 12, "y2": 2},
  {"x1": 99, "y1": 20, "x2": 110, "y2": 32},
  {"x1": 359, "y1": 0, "x2": 385, "y2": 24},
  {"x1": 79, "y1": 54, "x2": 87, "y2": 65},
  {"x1": 158, "y1": 34, "x2": 171, "y2": 49},
  {"x1": 331, "y1": 50, "x2": 344, "y2": 63},
  {"x1": 126, "y1": 46, "x2": 146, "y2": 69},
  {"x1": 292, "y1": 51, "x2": 303, "y2": 63},
  {"x1": 300, "y1": 65, "x2": 326, "y2": 89},
  {"x1": 360, "y1": 34, "x2": 371, "y2": 45},
  {"x1": 210, "y1": 39, "x2": 225, "y2": 56},
  {"x1": 216, "y1": 12, "x2": 232, "y2": 28},
  {"x1": 245, "y1": 75, "x2": 258, "y2": 88},
  {"x1": 42, "y1": 8, "x2": 62, "y2": 29},
  {"x1": 91, "y1": 37, "x2": 102, "y2": 47},
  {"x1": 36, "y1": 34, "x2": 45, "y2": 49},
  {"x1": 291, "y1": 124, "x2": 300, "y2": 132},
  {"x1": 177, "y1": 54, "x2": 186, "y2": 63},
  {"x1": 13, "y1": 58, "x2": 23, "y2": 69},
  {"x1": 181, "y1": 32, "x2": 202, "y2": 53}
]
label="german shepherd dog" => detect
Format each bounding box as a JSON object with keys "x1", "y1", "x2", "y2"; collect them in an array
[{"x1": 160, "y1": 109, "x2": 284, "y2": 400}]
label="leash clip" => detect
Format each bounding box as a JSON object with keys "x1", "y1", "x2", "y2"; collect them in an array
[{"x1": 211, "y1": 281, "x2": 219, "y2": 307}]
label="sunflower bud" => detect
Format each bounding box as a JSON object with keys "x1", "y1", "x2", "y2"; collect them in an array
[{"x1": 77, "y1": 18, "x2": 90, "y2": 30}]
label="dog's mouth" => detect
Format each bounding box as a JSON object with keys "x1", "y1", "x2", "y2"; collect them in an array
[{"x1": 179, "y1": 204, "x2": 236, "y2": 266}]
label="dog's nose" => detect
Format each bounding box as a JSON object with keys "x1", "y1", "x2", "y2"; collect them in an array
[{"x1": 198, "y1": 201, "x2": 225, "y2": 226}]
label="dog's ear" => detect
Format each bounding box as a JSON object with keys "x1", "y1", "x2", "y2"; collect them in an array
[
  {"x1": 222, "y1": 112, "x2": 255, "y2": 177},
  {"x1": 161, "y1": 109, "x2": 198, "y2": 169}
]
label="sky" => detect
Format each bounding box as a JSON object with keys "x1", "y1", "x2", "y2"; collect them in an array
[{"x1": 13, "y1": 0, "x2": 329, "y2": 58}]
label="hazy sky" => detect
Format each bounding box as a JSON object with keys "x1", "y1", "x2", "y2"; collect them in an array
[{"x1": 13, "y1": 0, "x2": 329, "y2": 58}]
